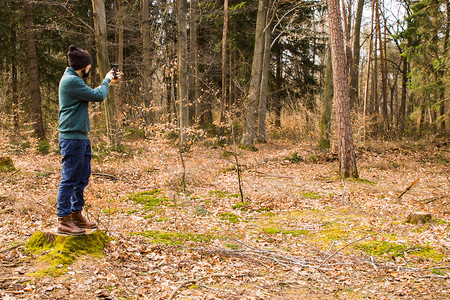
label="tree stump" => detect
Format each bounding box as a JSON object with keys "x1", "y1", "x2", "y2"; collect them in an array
[
  {"x1": 26, "y1": 230, "x2": 111, "y2": 276},
  {"x1": 406, "y1": 212, "x2": 432, "y2": 224}
]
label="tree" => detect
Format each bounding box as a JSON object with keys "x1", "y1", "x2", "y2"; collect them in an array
[
  {"x1": 221, "y1": 0, "x2": 229, "y2": 123},
  {"x1": 318, "y1": 46, "x2": 333, "y2": 149},
  {"x1": 25, "y1": 1, "x2": 45, "y2": 140},
  {"x1": 257, "y1": 2, "x2": 274, "y2": 143},
  {"x1": 177, "y1": 0, "x2": 189, "y2": 145},
  {"x1": 141, "y1": 0, "x2": 153, "y2": 123},
  {"x1": 327, "y1": 0, "x2": 359, "y2": 178},
  {"x1": 349, "y1": 0, "x2": 365, "y2": 108},
  {"x1": 241, "y1": 0, "x2": 269, "y2": 149},
  {"x1": 91, "y1": 0, "x2": 118, "y2": 145}
]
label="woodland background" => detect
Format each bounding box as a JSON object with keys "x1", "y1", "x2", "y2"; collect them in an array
[{"x1": 0, "y1": 0, "x2": 449, "y2": 299}]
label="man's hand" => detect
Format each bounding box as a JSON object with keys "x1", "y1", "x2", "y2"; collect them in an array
[{"x1": 105, "y1": 69, "x2": 123, "y2": 84}]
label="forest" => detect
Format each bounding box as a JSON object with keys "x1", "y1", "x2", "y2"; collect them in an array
[{"x1": 0, "y1": 0, "x2": 449, "y2": 299}]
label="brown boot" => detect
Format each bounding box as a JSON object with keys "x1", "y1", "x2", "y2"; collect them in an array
[
  {"x1": 57, "y1": 215, "x2": 86, "y2": 236},
  {"x1": 72, "y1": 210, "x2": 97, "y2": 229}
]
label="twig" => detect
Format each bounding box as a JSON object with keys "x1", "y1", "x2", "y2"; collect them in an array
[
  {"x1": 168, "y1": 279, "x2": 196, "y2": 300},
  {"x1": 91, "y1": 172, "x2": 120, "y2": 181},
  {"x1": 0, "y1": 242, "x2": 24, "y2": 253},
  {"x1": 341, "y1": 179, "x2": 346, "y2": 204},
  {"x1": 231, "y1": 122, "x2": 244, "y2": 203},
  {"x1": 397, "y1": 178, "x2": 420, "y2": 200},
  {"x1": 179, "y1": 149, "x2": 186, "y2": 193},
  {"x1": 249, "y1": 170, "x2": 295, "y2": 179}
]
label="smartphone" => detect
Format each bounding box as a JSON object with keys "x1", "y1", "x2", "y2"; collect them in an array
[{"x1": 111, "y1": 64, "x2": 118, "y2": 79}]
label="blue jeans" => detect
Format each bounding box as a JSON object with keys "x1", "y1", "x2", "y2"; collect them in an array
[{"x1": 57, "y1": 138, "x2": 92, "y2": 217}]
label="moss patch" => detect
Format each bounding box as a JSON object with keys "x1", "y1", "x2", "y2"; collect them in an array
[
  {"x1": 134, "y1": 230, "x2": 213, "y2": 245},
  {"x1": 128, "y1": 189, "x2": 170, "y2": 210},
  {"x1": 355, "y1": 241, "x2": 445, "y2": 261},
  {"x1": 302, "y1": 192, "x2": 320, "y2": 199},
  {"x1": 26, "y1": 230, "x2": 112, "y2": 277},
  {"x1": 232, "y1": 201, "x2": 251, "y2": 211},
  {"x1": 218, "y1": 212, "x2": 241, "y2": 224},
  {"x1": 209, "y1": 190, "x2": 240, "y2": 198},
  {"x1": 0, "y1": 157, "x2": 15, "y2": 173}
]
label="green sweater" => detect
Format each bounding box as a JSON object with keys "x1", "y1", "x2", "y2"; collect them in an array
[{"x1": 58, "y1": 67, "x2": 111, "y2": 140}]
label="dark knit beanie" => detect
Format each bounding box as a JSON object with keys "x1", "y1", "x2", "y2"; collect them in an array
[{"x1": 67, "y1": 45, "x2": 92, "y2": 71}]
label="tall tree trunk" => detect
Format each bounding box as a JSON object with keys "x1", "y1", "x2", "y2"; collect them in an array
[
  {"x1": 257, "y1": 4, "x2": 273, "y2": 143},
  {"x1": 376, "y1": 0, "x2": 388, "y2": 133},
  {"x1": 241, "y1": 0, "x2": 268, "y2": 148},
  {"x1": 10, "y1": 27, "x2": 20, "y2": 141},
  {"x1": 141, "y1": 0, "x2": 153, "y2": 123},
  {"x1": 177, "y1": 0, "x2": 189, "y2": 145},
  {"x1": 327, "y1": 0, "x2": 359, "y2": 178},
  {"x1": 319, "y1": 46, "x2": 333, "y2": 149},
  {"x1": 92, "y1": 0, "x2": 118, "y2": 145},
  {"x1": 363, "y1": 0, "x2": 375, "y2": 141},
  {"x1": 220, "y1": 0, "x2": 229, "y2": 123},
  {"x1": 274, "y1": 42, "x2": 282, "y2": 127},
  {"x1": 349, "y1": 0, "x2": 365, "y2": 108},
  {"x1": 24, "y1": 2, "x2": 45, "y2": 140},
  {"x1": 189, "y1": 0, "x2": 199, "y2": 123},
  {"x1": 117, "y1": 0, "x2": 125, "y2": 127},
  {"x1": 341, "y1": 0, "x2": 352, "y2": 74}
]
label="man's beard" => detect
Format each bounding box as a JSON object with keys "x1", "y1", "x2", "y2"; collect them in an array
[{"x1": 81, "y1": 69, "x2": 90, "y2": 78}]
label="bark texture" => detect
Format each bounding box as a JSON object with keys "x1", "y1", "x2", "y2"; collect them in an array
[{"x1": 327, "y1": 0, "x2": 359, "y2": 178}]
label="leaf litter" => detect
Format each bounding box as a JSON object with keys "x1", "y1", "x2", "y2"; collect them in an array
[{"x1": 0, "y1": 138, "x2": 448, "y2": 299}]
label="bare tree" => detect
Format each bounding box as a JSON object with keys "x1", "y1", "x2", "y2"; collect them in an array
[
  {"x1": 25, "y1": 2, "x2": 45, "y2": 140},
  {"x1": 177, "y1": 0, "x2": 189, "y2": 145},
  {"x1": 92, "y1": 0, "x2": 118, "y2": 145},
  {"x1": 327, "y1": 0, "x2": 359, "y2": 178},
  {"x1": 241, "y1": 0, "x2": 269, "y2": 149}
]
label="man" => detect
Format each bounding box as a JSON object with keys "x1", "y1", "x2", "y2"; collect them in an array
[{"x1": 57, "y1": 45, "x2": 121, "y2": 235}]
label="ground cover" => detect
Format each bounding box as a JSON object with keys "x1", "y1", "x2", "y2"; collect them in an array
[{"x1": 0, "y1": 138, "x2": 448, "y2": 299}]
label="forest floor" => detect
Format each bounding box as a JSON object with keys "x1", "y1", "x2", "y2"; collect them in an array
[{"x1": 0, "y1": 136, "x2": 449, "y2": 299}]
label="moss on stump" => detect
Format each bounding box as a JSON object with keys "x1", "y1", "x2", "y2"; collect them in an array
[
  {"x1": 0, "y1": 157, "x2": 15, "y2": 173},
  {"x1": 26, "y1": 230, "x2": 112, "y2": 277}
]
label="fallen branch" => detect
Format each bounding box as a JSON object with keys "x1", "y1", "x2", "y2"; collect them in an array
[
  {"x1": 168, "y1": 279, "x2": 196, "y2": 300},
  {"x1": 397, "y1": 178, "x2": 420, "y2": 200},
  {"x1": 249, "y1": 170, "x2": 295, "y2": 179},
  {"x1": 91, "y1": 172, "x2": 120, "y2": 181},
  {"x1": 306, "y1": 232, "x2": 378, "y2": 281}
]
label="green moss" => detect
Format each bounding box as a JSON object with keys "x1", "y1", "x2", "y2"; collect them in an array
[
  {"x1": 256, "y1": 207, "x2": 273, "y2": 213},
  {"x1": 319, "y1": 227, "x2": 348, "y2": 241},
  {"x1": 26, "y1": 231, "x2": 112, "y2": 277},
  {"x1": 302, "y1": 192, "x2": 320, "y2": 199},
  {"x1": 0, "y1": 157, "x2": 15, "y2": 173},
  {"x1": 262, "y1": 227, "x2": 281, "y2": 234},
  {"x1": 37, "y1": 139, "x2": 50, "y2": 155},
  {"x1": 219, "y1": 212, "x2": 241, "y2": 224},
  {"x1": 232, "y1": 202, "x2": 251, "y2": 211},
  {"x1": 102, "y1": 208, "x2": 117, "y2": 214},
  {"x1": 128, "y1": 189, "x2": 170, "y2": 210},
  {"x1": 188, "y1": 284, "x2": 200, "y2": 290},
  {"x1": 224, "y1": 243, "x2": 240, "y2": 250},
  {"x1": 209, "y1": 190, "x2": 240, "y2": 198},
  {"x1": 348, "y1": 177, "x2": 376, "y2": 186},
  {"x1": 193, "y1": 205, "x2": 208, "y2": 216},
  {"x1": 260, "y1": 211, "x2": 275, "y2": 217},
  {"x1": 134, "y1": 230, "x2": 212, "y2": 245},
  {"x1": 282, "y1": 229, "x2": 310, "y2": 236},
  {"x1": 285, "y1": 152, "x2": 303, "y2": 163},
  {"x1": 307, "y1": 155, "x2": 318, "y2": 163},
  {"x1": 355, "y1": 241, "x2": 445, "y2": 261}
]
